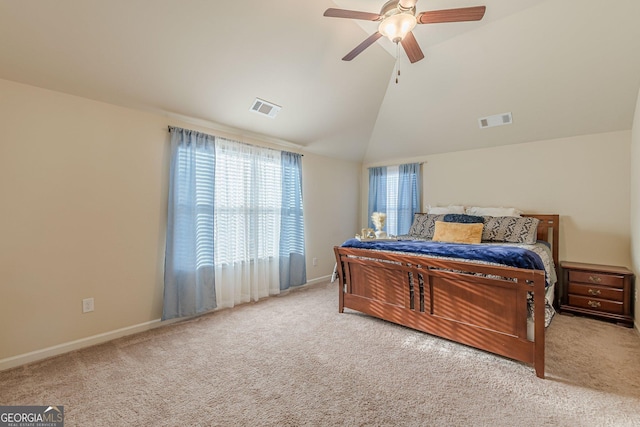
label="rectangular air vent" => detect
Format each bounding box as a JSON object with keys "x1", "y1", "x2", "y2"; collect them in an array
[
  {"x1": 478, "y1": 112, "x2": 512, "y2": 129},
  {"x1": 250, "y1": 98, "x2": 282, "y2": 118}
]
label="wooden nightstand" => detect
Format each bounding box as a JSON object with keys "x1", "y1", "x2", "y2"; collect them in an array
[{"x1": 560, "y1": 261, "x2": 634, "y2": 327}]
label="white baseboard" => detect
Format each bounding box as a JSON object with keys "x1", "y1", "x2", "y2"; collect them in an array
[
  {"x1": 305, "y1": 274, "x2": 332, "y2": 286},
  {"x1": 1, "y1": 275, "x2": 333, "y2": 372},
  {"x1": 0, "y1": 319, "x2": 167, "y2": 372}
]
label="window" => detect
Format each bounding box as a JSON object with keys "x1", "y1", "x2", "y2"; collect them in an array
[
  {"x1": 368, "y1": 163, "x2": 421, "y2": 236},
  {"x1": 213, "y1": 139, "x2": 282, "y2": 266},
  {"x1": 164, "y1": 127, "x2": 306, "y2": 320},
  {"x1": 385, "y1": 166, "x2": 400, "y2": 236}
]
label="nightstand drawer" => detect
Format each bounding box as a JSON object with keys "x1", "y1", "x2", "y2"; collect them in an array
[
  {"x1": 568, "y1": 295, "x2": 624, "y2": 315},
  {"x1": 568, "y1": 271, "x2": 624, "y2": 288},
  {"x1": 567, "y1": 283, "x2": 624, "y2": 301}
]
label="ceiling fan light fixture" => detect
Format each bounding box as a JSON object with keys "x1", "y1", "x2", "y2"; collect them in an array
[{"x1": 378, "y1": 13, "x2": 417, "y2": 43}]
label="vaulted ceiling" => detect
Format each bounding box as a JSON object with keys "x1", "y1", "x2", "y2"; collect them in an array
[{"x1": 1, "y1": 0, "x2": 639, "y2": 163}]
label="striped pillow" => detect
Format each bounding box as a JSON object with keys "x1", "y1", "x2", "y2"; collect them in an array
[{"x1": 481, "y1": 216, "x2": 539, "y2": 244}]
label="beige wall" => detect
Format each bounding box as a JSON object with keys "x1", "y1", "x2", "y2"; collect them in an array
[
  {"x1": 0, "y1": 79, "x2": 361, "y2": 364},
  {"x1": 422, "y1": 132, "x2": 631, "y2": 267},
  {"x1": 631, "y1": 88, "x2": 640, "y2": 330},
  {"x1": 303, "y1": 153, "x2": 361, "y2": 276},
  {"x1": 0, "y1": 80, "x2": 169, "y2": 362}
]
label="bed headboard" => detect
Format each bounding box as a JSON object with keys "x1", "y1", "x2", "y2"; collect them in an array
[{"x1": 524, "y1": 214, "x2": 559, "y2": 268}]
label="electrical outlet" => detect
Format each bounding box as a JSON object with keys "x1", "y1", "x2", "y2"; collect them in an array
[
  {"x1": 82, "y1": 297, "x2": 94, "y2": 313},
  {"x1": 312, "y1": 257, "x2": 318, "y2": 266}
]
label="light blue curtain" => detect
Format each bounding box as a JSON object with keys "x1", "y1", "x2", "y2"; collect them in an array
[
  {"x1": 397, "y1": 163, "x2": 421, "y2": 235},
  {"x1": 367, "y1": 166, "x2": 387, "y2": 229},
  {"x1": 163, "y1": 127, "x2": 217, "y2": 320},
  {"x1": 279, "y1": 152, "x2": 306, "y2": 290}
]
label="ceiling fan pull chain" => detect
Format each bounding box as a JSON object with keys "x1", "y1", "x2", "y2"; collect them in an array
[{"x1": 395, "y1": 43, "x2": 400, "y2": 84}]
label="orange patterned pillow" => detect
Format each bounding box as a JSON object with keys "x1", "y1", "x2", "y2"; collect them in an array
[{"x1": 432, "y1": 221, "x2": 483, "y2": 244}]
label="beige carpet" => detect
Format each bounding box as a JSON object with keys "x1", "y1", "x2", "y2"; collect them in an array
[{"x1": 2, "y1": 281, "x2": 640, "y2": 427}]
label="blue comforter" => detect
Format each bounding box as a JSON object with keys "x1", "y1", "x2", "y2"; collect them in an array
[{"x1": 341, "y1": 238, "x2": 545, "y2": 272}]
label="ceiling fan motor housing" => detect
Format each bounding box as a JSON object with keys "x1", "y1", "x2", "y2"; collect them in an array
[{"x1": 381, "y1": 0, "x2": 415, "y2": 18}]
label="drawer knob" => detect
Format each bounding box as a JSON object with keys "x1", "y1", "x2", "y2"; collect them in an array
[
  {"x1": 588, "y1": 276, "x2": 602, "y2": 283},
  {"x1": 587, "y1": 300, "x2": 601, "y2": 308},
  {"x1": 587, "y1": 289, "x2": 601, "y2": 296}
]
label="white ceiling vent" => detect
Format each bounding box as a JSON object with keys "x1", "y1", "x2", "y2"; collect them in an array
[
  {"x1": 250, "y1": 98, "x2": 282, "y2": 118},
  {"x1": 478, "y1": 112, "x2": 513, "y2": 129}
]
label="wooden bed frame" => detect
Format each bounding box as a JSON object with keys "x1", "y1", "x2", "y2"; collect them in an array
[{"x1": 333, "y1": 214, "x2": 559, "y2": 378}]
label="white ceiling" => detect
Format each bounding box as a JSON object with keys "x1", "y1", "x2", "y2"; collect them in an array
[{"x1": 1, "y1": 0, "x2": 639, "y2": 163}]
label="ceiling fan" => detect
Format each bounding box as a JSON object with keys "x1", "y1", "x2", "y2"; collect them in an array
[{"x1": 324, "y1": 0, "x2": 486, "y2": 63}]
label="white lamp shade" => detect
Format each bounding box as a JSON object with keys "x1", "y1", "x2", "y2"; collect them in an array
[{"x1": 378, "y1": 13, "x2": 417, "y2": 43}]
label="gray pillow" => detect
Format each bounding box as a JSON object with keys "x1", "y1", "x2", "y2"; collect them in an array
[
  {"x1": 481, "y1": 216, "x2": 540, "y2": 244},
  {"x1": 408, "y1": 214, "x2": 445, "y2": 239}
]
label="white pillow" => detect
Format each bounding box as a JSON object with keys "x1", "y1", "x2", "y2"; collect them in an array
[
  {"x1": 465, "y1": 206, "x2": 522, "y2": 217},
  {"x1": 426, "y1": 205, "x2": 466, "y2": 215}
]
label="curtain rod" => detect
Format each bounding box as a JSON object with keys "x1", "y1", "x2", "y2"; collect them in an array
[
  {"x1": 367, "y1": 161, "x2": 425, "y2": 169},
  {"x1": 167, "y1": 126, "x2": 303, "y2": 156}
]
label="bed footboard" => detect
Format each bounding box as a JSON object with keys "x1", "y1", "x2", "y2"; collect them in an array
[{"x1": 334, "y1": 247, "x2": 547, "y2": 378}]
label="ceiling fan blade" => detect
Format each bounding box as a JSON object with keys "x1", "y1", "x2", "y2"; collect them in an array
[
  {"x1": 324, "y1": 8, "x2": 382, "y2": 21},
  {"x1": 400, "y1": 32, "x2": 425, "y2": 63},
  {"x1": 417, "y1": 6, "x2": 486, "y2": 24},
  {"x1": 398, "y1": 0, "x2": 419, "y2": 10},
  {"x1": 342, "y1": 32, "x2": 384, "y2": 61}
]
